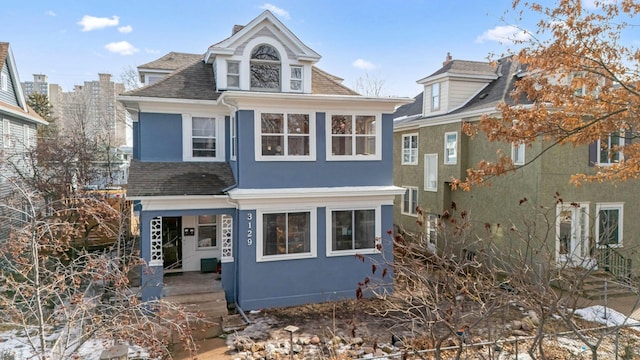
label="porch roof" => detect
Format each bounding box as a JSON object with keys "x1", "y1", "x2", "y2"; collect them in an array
[{"x1": 127, "y1": 161, "x2": 235, "y2": 197}]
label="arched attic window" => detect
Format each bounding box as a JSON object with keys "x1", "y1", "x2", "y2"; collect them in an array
[{"x1": 250, "y1": 44, "x2": 281, "y2": 91}]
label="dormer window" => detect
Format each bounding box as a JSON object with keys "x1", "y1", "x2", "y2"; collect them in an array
[
  {"x1": 290, "y1": 66, "x2": 303, "y2": 92},
  {"x1": 431, "y1": 83, "x2": 440, "y2": 110},
  {"x1": 227, "y1": 61, "x2": 240, "y2": 89},
  {"x1": 251, "y1": 44, "x2": 281, "y2": 91}
]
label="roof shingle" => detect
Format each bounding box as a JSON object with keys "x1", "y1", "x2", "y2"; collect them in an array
[{"x1": 127, "y1": 161, "x2": 236, "y2": 197}]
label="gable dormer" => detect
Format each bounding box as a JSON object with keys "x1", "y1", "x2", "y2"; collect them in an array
[
  {"x1": 205, "y1": 10, "x2": 321, "y2": 94},
  {"x1": 417, "y1": 53, "x2": 497, "y2": 116}
]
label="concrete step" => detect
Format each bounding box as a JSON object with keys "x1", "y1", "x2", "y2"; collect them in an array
[
  {"x1": 182, "y1": 301, "x2": 229, "y2": 319},
  {"x1": 164, "y1": 290, "x2": 226, "y2": 304}
]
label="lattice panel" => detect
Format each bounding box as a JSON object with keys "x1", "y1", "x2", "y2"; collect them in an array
[
  {"x1": 221, "y1": 214, "x2": 233, "y2": 263},
  {"x1": 149, "y1": 217, "x2": 163, "y2": 266}
]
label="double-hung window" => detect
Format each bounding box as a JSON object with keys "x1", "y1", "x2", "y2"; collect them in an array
[
  {"x1": 431, "y1": 83, "x2": 440, "y2": 110},
  {"x1": 402, "y1": 186, "x2": 418, "y2": 216},
  {"x1": 512, "y1": 142, "x2": 525, "y2": 165},
  {"x1": 290, "y1": 66, "x2": 303, "y2": 92},
  {"x1": 329, "y1": 114, "x2": 379, "y2": 160},
  {"x1": 258, "y1": 209, "x2": 315, "y2": 261},
  {"x1": 424, "y1": 153, "x2": 438, "y2": 191},
  {"x1": 328, "y1": 207, "x2": 379, "y2": 255},
  {"x1": 596, "y1": 203, "x2": 623, "y2": 247},
  {"x1": 426, "y1": 213, "x2": 438, "y2": 246},
  {"x1": 192, "y1": 117, "x2": 216, "y2": 158},
  {"x1": 3, "y1": 119, "x2": 10, "y2": 148},
  {"x1": 227, "y1": 61, "x2": 240, "y2": 89},
  {"x1": 402, "y1": 133, "x2": 418, "y2": 165},
  {"x1": 444, "y1": 132, "x2": 457, "y2": 164},
  {"x1": 258, "y1": 112, "x2": 312, "y2": 159},
  {"x1": 197, "y1": 215, "x2": 217, "y2": 249},
  {"x1": 597, "y1": 132, "x2": 623, "y2": 165}
]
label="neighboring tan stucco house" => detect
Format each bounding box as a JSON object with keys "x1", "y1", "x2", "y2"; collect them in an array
[{"x1": 393, "y1": 55, "x2": 638, "y2": 281}]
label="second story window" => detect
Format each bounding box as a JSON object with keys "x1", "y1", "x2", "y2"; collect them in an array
[
  {"x1": 598, "y1": 132, "x2": 623, "y2": 165},
  {"x1": 192, "y1": 117, "x2": 216, "y2": 158},
  {"x1": 424, "y1": 153, "x2": 438, "y2": 191},
  {"x1": 431, "y1": 82, "x2": 440, "y2": 110},
  {"x1": 290, "y1": 66, "x2": 303, "y2": 92},
  {"x1": 512, "y1": 142, "x2": 525, "y2": 165},
  {"x1": 259, "y1": 112, "x2": 311, "y2": 158},
  {"x1": 251, "y1": 44, "x2": 280, "y2": 91},
  {"x1": 402, "y1": 133, "x2": 418, "y2": 165},
  {"x1": 444, "y1": 132, "x2": 457, "y2": 164},
  {"x1": 230, "y1": 116, "x2": 237, "y2": 161},
  {"x1": 402, "y1": 186, "x2": 418, "y2": 216},
  {"x1": 329, "y1": 114, "x2": 378, "y2": 160},
  {"x1": 227, "y1": 61, "x2": 240, "y2": 89}
]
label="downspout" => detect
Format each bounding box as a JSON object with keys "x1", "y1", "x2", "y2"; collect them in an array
[{"x1": 220, "y1": 95, "x2": 244, "y2": 314}]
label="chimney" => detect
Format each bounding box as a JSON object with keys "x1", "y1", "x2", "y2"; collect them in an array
[
  {"x1": 443, "y1": 52, "x2": 453, "y2": 66},
  {"x1": 232, "y1": 25, "x2": 244, "y2": 35}
]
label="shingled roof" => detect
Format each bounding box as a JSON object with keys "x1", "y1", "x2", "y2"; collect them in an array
[
  {"x1": 426, "y1": 59, "x2": 495, "y2": 79},
  {"x1": 123, "y1": 58, "x2": 220, "y2": 101},
  {"x1": 0, "y1": 43, "x2": 8, "y2": 68},
  {"x1": 123, "y1": 52, "x2": 358, "y2": 100},
  {"x1": 127, "y1": 161, "x2": 235, "y2": 197},
  {"x1": 138, "y1": 52, "x2": 203, "y2": 71}
]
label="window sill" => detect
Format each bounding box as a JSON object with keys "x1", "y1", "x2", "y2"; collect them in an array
[
  {"x1": 256, "y1": 252, "x2": 316, "y2": 262},
  {"x1": 326, "y1": 248, "x2": 380, "y2": 257}
]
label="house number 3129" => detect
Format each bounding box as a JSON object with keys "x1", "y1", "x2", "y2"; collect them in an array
[{"x1": 246, "y1": 213, "x2": 253, "y2": 246}]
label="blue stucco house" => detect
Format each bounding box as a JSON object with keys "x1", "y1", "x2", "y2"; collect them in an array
[{"x1": 119, "y1": 11, "x2": 410, "y2": 310}]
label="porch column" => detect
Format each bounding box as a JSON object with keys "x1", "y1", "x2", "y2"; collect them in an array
[{"x1": 140, "y1": 214, "x2": 163, "y2": 300}]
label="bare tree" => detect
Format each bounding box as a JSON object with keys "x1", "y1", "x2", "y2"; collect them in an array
[
  {"x1": 0, "y1": 174, "x2": 206, "y2": 359},
  {"x1": 354, "y1": 72, "x2": 386, "y2": 97}
]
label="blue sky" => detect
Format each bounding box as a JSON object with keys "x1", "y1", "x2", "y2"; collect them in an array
[{"x1": 4, "y1": 1, "x2": 551, "y2": 97}]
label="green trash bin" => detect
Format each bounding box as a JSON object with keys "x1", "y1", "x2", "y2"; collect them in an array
[{"x1": 200, "y1": 258, "x2": 218, "y2": 273}]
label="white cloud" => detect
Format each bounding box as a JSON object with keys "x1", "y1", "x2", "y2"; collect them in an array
[
  {"x1": 144, "y1": 48, "x2": 160, "y2": 54},
  {"x1": 118, "y1": 25, "x2": 133, "y2": 33},
  {"x1": 104, "y1": 41, "x2": 139, "y2": 55},
  {"x1": 46, "y1": 10, "x2": 56, "y2": 17},
  {"x1": 352, "y1": 59, "x2": 377, "y2": 71},
  {"x1": 259, "y1": 4, "x2": 290, "y2": 20},
  {"x1": 475, "y1": 25, "x2": 531, "y2": 44},
  {"x1": 78, "y1": 15, "x2": 119, "y2": 32}
]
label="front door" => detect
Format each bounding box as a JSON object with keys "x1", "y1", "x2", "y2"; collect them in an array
[
  {"x1": 162, "y1": 217, "x2": 182, "y2": 271},
  {"x1": 556, "y1": 203, "x2": 590, "y2": 266}
]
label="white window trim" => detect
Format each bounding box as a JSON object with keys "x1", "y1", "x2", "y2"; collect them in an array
[
  {"x1": 401, "y1": 186, "x2": 418, "y2": 217},
  {"x1": 401, "y1": 133, "x2": 418, "y2": 165},
  {"x1": 182, "y1": 113, "x2": 225, "y2": 162},
  {"x1": 597, "y1": 133, "x2": 624, "y2": 166},
  {"x1": 444, "y1": 132, "x2": 457, "y2": 165},
  {"x1": 326, "y1": 112, "x2": 382, "y2": 161},
  {"x1": 512, "y1": 142, "x2": 525, "y2": 165},
  {"x1": 3, "y1": 119, "x2": 10, "y2": 148},
  {"x1": 1, "y1": 73, "x2": 7, "y2": 92},
  {"x1": 424, "y1": 153, "x2": 438, "y2": 192},
  {"x1": 196, "y1": 215, "x2": 219, "y2": 250},
  {"x1": 595, "y1": 202, "x2": 623, "y2": 248},
  {"x1": 256, "y1": 207, "x2": 317, "y2": 262},
  {"x1": 230, "y1": 115, "x2": 237, "y2": 161},
  {"x1": 325, "y1": 205, "x2": 381, "y2": 257},
  {"x1": 254, "y1": 110, "x2": 316, "y2": 161}
]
